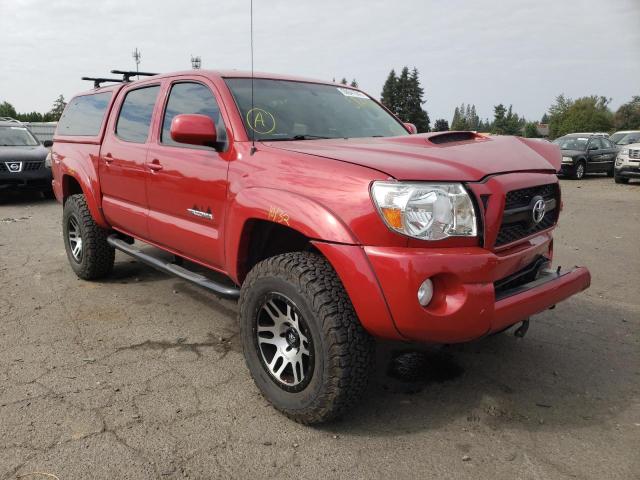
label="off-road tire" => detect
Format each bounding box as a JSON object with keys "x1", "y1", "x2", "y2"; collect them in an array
[
  {"x1": 239, "y1": 252, "x2": 374, "y2": 424},
  {"x1": 614, "y1": 174, "x2": 629, "y2": 184},
  {"x1": 62, "y1": 194, "x2": 115, "y2": 280}
]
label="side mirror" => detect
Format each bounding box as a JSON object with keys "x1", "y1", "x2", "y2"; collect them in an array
[
  {"x1": 170, "y1": 114, "x2": 217, "y2": 148},
  {"x1": 588, "y1": 145, "x2": 598, "y2": 150},
  {"x1": 404, "y1": 122, "x2": 418, "y2": 134},
  {"x1": 43, "y1": 140, "x2": 53, "y2": 148}
]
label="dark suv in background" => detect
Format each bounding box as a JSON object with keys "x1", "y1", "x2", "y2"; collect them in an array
[
  {"x1": 554, "y1": 133, "x2": 618, "y2": 179},
  {"x1": 0, "y1": 118, "x2": 53, "y2": 198}
]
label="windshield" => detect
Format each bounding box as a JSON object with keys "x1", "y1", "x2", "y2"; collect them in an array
[
  {"x1": 552, "y1": 136, "x2": 588, "y2": 150},
  {"x1": 225, "y1": 78, "x2": 409, "y2": 141},
  {"x1": 617, "y1": 133, "x2": 640, "y2": 145},
  {"x1": 0, "y1": 126, "x2": 39, "y2": 146},
  {"x1": 609, "y1": 132, "x2": 627, "y2": 144}
]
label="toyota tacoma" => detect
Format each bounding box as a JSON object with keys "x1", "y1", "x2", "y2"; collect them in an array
[{"x1": 51, "y1": 70, "x2": 591, "y2": 424}]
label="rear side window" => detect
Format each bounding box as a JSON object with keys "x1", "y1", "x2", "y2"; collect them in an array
[
  {"x1": 161, "y1": 82, "x2": 227, "y2": 147},
  {"x1": 56, "y1": 92, "x2": 112, "y2": 136},
  {"x1": 116, "y1": 86, "x2": 160, "y2": 143}
]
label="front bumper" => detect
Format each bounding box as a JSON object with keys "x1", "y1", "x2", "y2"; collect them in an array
[
  {"x1": 314, "y1": 230, "x2": 589, "y2": 344},
  {"x1": 0, "y1": 166, "x2": 52, "y2": 191},
  {"x1": 615, "y1": 165, "x2": 640, "y2": 178},
  {"x1": 559, "y1": 162, "x2": 575, "y2": 175}
]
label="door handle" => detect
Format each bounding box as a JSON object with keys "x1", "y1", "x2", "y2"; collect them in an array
[
  {"x1": 104, "y1": 153, "x2": 114, "y2": 164},
  {"x1": 146, "y1": 160, "x2": 163, "y2": 172}
]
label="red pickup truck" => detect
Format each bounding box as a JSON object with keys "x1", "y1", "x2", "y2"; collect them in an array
[{"x1": 51, "y1": 70, "x2": 590, "y2": 424}]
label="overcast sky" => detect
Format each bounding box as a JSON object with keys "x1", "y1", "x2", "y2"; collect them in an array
[{"x1": 1, "y1": 0, "x2": 638, "y2": 124}]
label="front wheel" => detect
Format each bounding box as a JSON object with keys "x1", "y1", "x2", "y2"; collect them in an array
[
  {"x1": 62, "y1": 194, "x2": 115, "y2": 280},
  {"x1": 614, "y1": 174, "x2": 629, "y2": 184},
  {"x1": 239, "y1": 252, "x2": 374, "y2": 424},
  {"x1": 571, "y1": 161, "x2": 586, "y2": 180}
]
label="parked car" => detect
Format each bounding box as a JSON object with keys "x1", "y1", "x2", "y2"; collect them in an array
[
  {"x1": 0, "y1": 117, "x2": 53, "y2": 198},
  {"x1": 554, "y1": 133, "x2": 618, "y2": 179},
  {"x1": 610, "y1": 130, "x2": 640, "y2": 145},
  {"x1": 611, "y1": 130, "x2": 640, "y2": 147},
  {"x1": 614, "y1": 142, "x2": 640, "y2": 184},
  {"x1": 51, "y1": 70, "x2": 591, "y2": 424}
]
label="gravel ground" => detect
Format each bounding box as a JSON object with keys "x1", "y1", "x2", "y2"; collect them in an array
[{"x1": 1, "y1": 176, "x2": 638, "y2": 479}]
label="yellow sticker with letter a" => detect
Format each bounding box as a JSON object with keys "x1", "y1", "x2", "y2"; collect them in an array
[
  {"x1": 268, "y1": 205, "x2": 290, "y2": 226},
  {"x1": 246, "y1": 108, "x2": 276, "y2": 134}
]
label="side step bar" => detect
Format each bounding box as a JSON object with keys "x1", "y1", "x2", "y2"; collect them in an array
[{"x1": 107, "y1": 235, "x2": 240, "y2": 299}]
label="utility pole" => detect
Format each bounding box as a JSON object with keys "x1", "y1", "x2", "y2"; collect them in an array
[
  {"x1": 191, "y1": 55, "x2": 202, "y2": 70},
  {"x1": 132, "y1": 48, "x2": 141, "y2": 79}
]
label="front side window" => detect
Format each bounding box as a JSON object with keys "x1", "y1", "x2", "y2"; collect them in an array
[
  {"x1": 161, "y1": 82, "x2": 227, "y2": 147},
  {"x1": 0, "y1": 126, "x2": 38, "y2": 146},
  {"x1": 618, "y1": 133, "x2": 640, "y2": 145},
  {"x1": 225, "y1": 78, "x2": 408, "y2": 141},
  {"x1": 589, "y1": 138, "x2": 604, "y2": 150},
  {"x1": 56, "y1": 92, "x2": 112, "y2": 136},
  {"x1": 116, "y1": 86, "x2": 160, "y2": 143}
]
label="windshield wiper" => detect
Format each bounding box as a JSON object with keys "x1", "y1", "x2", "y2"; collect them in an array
[{"x1": 261, "y1": 135, "x2": 334, "y2": 142}]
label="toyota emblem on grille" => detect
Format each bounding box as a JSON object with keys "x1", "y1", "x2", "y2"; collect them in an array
[
  {"x1": 532, "y1": 198, "x2": 546, "y2": 224},
  {"x1": 6, "y1": 162, "x2": 23, "y2": 173}
]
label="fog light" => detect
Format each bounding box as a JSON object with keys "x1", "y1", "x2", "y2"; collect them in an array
[{"x1": 417, "y1": 278, "x2": 434, "y2": 306}]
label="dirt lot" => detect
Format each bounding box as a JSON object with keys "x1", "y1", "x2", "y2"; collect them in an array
[{"x1": 1, "y1": 177, "x2": 638, "y2": 479}]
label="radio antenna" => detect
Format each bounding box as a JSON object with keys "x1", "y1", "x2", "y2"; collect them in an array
[{"x1": 250, "y1": 0, "x2": 257, "y2": 155}]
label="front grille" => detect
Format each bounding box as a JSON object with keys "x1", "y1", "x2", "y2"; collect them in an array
[
  {"x1": 630, "y1": 149, "x2": 640, "y2": 160},
  {"x1": 0, "y1": 163, "x2": 6, "y2": 172},
  {"x1": 495, "y1": 183, "x2": 559, "y2": 247},
  {"x1": 24, "y1": 161, "x2": 42, "y2": 171}
]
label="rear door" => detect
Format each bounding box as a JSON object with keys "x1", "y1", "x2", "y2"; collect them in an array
[
  {"x1": 145, "y1": 78, "x2": 231, "y2": 269},
  {"x1": 601, "y1": 138, "x2": 617, "y2": 169},
  {"x1": 99, "y1": 84, "x2": 161, "y2": 238}
]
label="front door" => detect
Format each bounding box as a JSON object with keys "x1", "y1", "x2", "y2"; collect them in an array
[
  {"x1": 586, "y1": 137, "x2": 605, "y2": 172},
  {"x1": 99, "y1": 84, "x2": 161, "y2": 238},
  {"x1": 145, "y1": 80, "x2": 230, "y2": 269}
]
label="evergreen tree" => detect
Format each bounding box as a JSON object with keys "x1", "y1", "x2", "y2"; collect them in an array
[
  {"x1": 451, "y1": 107, "x2": 461, "y2": 129},
  {"x1": 492, "y1": 104, "x2": 507, "y2": 134},
  {"x1": 48, "y1": 95, "x2": 67, "y2": 121},
  {"x1": 433, "y1": 119, "x2": 449, "y2": 131},
  {"x1": 524, "y1": 121, "x2": 540, "y2": 138},
  {"x1": 395, "y1": 67, "x2": 411, "y2": 120},
  {"x1": 380, "y1": 69, "x2": 398, "y2": 114},
  {"x1": 405, "y1": 68, "x2": 430, "y2": 132},
  {"x1": 350, "y1": 79, "x2": 358, "y2": 88},
  {"x1": 541, "y1": 112, "x2": 549, "y2": 124},
  {"x1": 340, "y1": 78, "x2": 348, "y2": 86}
]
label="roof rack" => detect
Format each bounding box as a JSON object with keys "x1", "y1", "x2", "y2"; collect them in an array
[
  {"x1": 0, "y1": 117, "x2": 24, "y2": 124},
  {"x1": 81, "y1": 77, "x2": 125, "y2": 89},
  {"x1": 111, "y1": 70, "x2": 159, "y2": 82}
]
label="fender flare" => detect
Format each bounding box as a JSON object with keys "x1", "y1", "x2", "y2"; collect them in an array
[
  {"x1": 60, "y1": 163, "x2": 108, "y2": 229},
  {"x1": 225, "y1": 187, "x2": 357, "y2": 282}
]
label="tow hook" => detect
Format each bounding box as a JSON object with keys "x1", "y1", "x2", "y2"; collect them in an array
[{"x1": 514, "y1": 319, "x2": 530, "y2": 338}]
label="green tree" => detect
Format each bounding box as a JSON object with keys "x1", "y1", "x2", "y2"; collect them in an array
[
  {"x1": 523, "y1": 121, "x2": 540, "y2": 138},
  {"x1": 405, "y1": 68, "x2": 430, "y2": 132},
  {"x1": 0, "y1": 101, "x2": 18, "y2": 118},
  {"x1": 492, "y1": 104, "x2": 507, "y2": 134},
  {"x1": 548, "y1": 95, "x2": 613, "y2": 138},
  {"x1": 350, "y1": 79, "x2": 358, "y2": 88},
  {"x1": 48, "y1": 94, "x2": 67, "y2": 121},
  {"x1": 433, "y1": 119, "x2": 449, "y2": 131},
  {"x1": 340, "y1": 78, "x2": 348, "y2": 86},
  {"x1": 614, "y1": 96, "x2": 640, "y2": 130},
  {"x1": 380, "y1": 69, "x2": 398, "y2": 114},
  {"x1": 541, "y1": 112, "x2": 549, "y2": 124}
]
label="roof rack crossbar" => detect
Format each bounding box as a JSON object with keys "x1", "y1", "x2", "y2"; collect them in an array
[
  {"x1": 81, "y1": 77, "x2": 126, "y2": 88},
  {"x1": 111, "y1": 70, "x2": 159, "y2": 82}
]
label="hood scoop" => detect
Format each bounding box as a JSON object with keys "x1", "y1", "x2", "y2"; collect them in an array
[{"x1": 427, "y1": 131, "x2": 483, "y2": 144}]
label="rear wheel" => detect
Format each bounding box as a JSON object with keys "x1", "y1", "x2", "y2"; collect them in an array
[
  {"x1": 62, "y1": 194, "x2": 115, "y2": 280},
  {"x1": 239, "y1": 252, "x2": 374, "y2": 424}
]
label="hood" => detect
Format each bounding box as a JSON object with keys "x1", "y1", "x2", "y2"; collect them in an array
[
  {"x1": 264, "y1": 133, "x2": 561, "y2": 181},
  {"x1": 0, "y1": 145, "x2": 48, "y2": 162}
]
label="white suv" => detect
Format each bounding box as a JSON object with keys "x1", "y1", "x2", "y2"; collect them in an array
[{"x1": 614, "y1": 142, "x2": 640, "y2": 184}]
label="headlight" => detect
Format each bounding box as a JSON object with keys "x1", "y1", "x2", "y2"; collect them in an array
[
  {"x1": 562, "y1": 156, "x2": 574, "y2": 163},
  {"x1": 371, "y1": 182, "x2": 477, "y2": 240},
  {"x1": 45, "y1": 151, "x2": 52, "y2": 168},
  {"x1": 620, "y1": 148, "x2": 629, "y2": 156}
]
